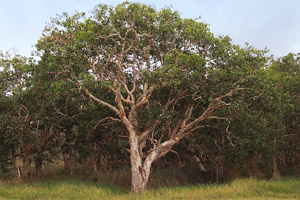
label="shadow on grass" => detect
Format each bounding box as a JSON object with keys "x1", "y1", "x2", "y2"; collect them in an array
[
  {"x1": 0, "y1": 165, "x2": 209, "y2": 195},
  {"x1": 32, "y1": 175, "x2": 130, "y2": 194},
  {"x1": 0, "y1": 175, "x2": 129, "y2": 198},
  {"x1": 2, "y1": 172, "x2": 300, "y2": 200}
]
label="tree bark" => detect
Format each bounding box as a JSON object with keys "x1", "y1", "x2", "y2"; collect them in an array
[
  {"x1": 34, "y1": 158, "x2": 42, "y2": 180},
  {"x1": 130, "y1": 133, "x2": 148, "y2": 193},
  {"x1": 22, "y1": 145, "x2": 30, "y2": 180},
  {"x1": 33, "y1": 128, "x2": 50, "y2": 180},
  {"x1": 69, "y1": 149, "x2": 76, "y2": 176},
  {"x1": 62, "y1": 149, "x2": 76, "y2": 175},
  {"x1": 63, "y1": 152, "x2": 70, "y2": 171},
  {"x1": 93, "y1": 154, "x2": 101, "y2": 173},
  {"x1": 273, "y1": 138, "x2": 280, "y2": 180},
  {"x1": 131, "y1": 162, "x2": 148, "y2": 193},
  {"x1": 129, "y1": 128, "x2": 178, "y2": 192}
]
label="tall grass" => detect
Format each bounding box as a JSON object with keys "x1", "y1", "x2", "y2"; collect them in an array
[
  {"x1": 0, "y1": 176, "x2": 127, "y2": 200},
  {"x1": 0, "y1": 173, "x2": 300, "y2": 199}
]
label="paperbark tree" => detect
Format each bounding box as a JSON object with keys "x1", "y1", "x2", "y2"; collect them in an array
[{"x1": 36, "y1": 2, "x2": 266, "y2": 192}]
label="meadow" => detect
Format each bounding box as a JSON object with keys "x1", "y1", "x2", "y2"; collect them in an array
[{"x1": 0, "y1": 174, "x2": 300, "y2": 200}]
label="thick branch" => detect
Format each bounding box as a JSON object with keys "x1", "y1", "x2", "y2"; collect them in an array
[
  {"x1": 139, "y1": 89, "x2": 189, "y2": 142},
  {"x1": 82, "y1": 86, "x2": 120, "y2": 116},
  {"x1": 185, "y1": 87, "x2": 242, "y2": 132},
  {"x1": 92, "y1": 117, "x2": 121, "y2": 131},
  {"x1": 135, "y1": 85, "x2": 157, "y2": 110}
]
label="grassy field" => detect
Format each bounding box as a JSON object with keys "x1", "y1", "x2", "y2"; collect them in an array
[{"x1": 0, "y1": 176, "x2": 300, "y2": 200}]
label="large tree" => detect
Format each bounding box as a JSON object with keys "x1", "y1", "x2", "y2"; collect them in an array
[{"x1": 36, "y1": 2, "x2": 266, "y2": 192}]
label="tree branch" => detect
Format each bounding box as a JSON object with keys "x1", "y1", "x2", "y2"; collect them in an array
[
  {"x1": 81, "y1": 85, "x2": 120, "y2": 116},
  {"x1": 93, "y1": 117, "x2": 121, "y2": 131}
]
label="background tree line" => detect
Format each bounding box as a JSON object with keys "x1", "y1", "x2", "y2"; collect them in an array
[{"x1": 0, "y1": 2, "x2": 299, "y2": 192}]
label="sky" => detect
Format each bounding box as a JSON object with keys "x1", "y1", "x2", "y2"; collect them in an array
[{"x1": 1, "y1": 0, "x2": 300, "y2": 58}]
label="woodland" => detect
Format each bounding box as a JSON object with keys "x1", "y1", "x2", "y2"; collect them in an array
[{"x1": 0, "y1": 2, "x2": 300, "y2": 193}]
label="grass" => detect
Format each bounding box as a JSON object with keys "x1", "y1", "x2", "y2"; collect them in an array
[{"x1": 0, "y1": 175, "x2": 300, "y2": 199}]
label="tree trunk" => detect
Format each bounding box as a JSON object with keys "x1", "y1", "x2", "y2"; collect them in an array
[
  {"x1": 129, "y1": 129, "x2": 178, "y2": 192},
  {"x1": 69, "y1": 151, "x2": 76, "y2": 176},
  {"x1": 131, "y1": 163, "x2": 148, "y2": 193},
  {"x1": 273, "y1": 138, "x2": 280, "y2": 180},
  {"x1": 34, "y1": 158, "x2": 42, "y2": 180},
  {"x1": 93, "y1": 154, "x2": 101, "y2": 173},
  {"x1": 63, "y1": 152, "x2": 70, "y2": 171},
  {"x1": 130, "y1": 134, "x2": 151, "y2": 193},
  {"x1": 62, "y1": 149, "x2": 76, "y2": 175},
  {"x1": 92, "y1": 143, "x2": 101, "y2": 173},
  {"x1": 33, "y1": 128, "x2": 49, "y2": 180},
  {"x1": 34, "y1": 144, "x2": 44, "y2": 180},
  {"x1": 125, "y1": 108, "x2": 179, "y2": 192},
  {"x1": 22, "y1": 145, "x2": 30, "y2": 180}
]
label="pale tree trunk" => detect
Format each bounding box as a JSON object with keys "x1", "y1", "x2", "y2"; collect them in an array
[
  {"x1": 130, "y1": 143, "x2": 154, "y2": 193},
  {"x1": 130, "y1": 131, "x2": 148, "y2": 193},
  {"x1": 129, "y1": 127, "x2": 178, "y2": 192},
  {"x1": 131, "y1": 159, "x2": 148, "y2": 193}
]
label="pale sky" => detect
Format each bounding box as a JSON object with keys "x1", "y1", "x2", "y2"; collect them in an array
[{"x1": 1, "y1": 0, "x2": 300, "y2": 58}]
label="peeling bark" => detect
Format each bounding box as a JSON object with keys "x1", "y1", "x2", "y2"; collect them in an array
[
  {"x1": 130, "y1": 127, "x2": 179, "y2": 192},
  {"x1": 129, "y1": 130, "x2": 145, "y2": 193}
]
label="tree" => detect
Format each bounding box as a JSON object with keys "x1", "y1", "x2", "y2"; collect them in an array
[
  {"x1": 0, "y1": 52, "x2": 18, "y2": 171},
  {"x1": 0, "y1": 51, "x2": 32, "y2": 175},
  {"x1": 269, "y1": 53, "x2": 300, "y2": 173},
  {"x1": 36, "y1": 2, "x2": 267, "y2": 192}
]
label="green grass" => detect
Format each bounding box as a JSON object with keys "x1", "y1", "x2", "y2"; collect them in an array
[{"x1": 0, "y1": 176, "x2": 300, "y2": 199}]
